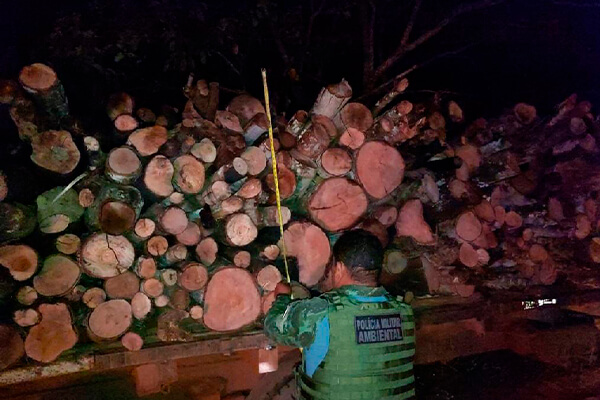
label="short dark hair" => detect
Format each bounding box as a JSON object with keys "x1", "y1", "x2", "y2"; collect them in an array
[{"x1": 333, "y1": 230, "x2": 383, "y2": 274}]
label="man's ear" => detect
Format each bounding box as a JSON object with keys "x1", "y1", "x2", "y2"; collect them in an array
[{"x1": 333, "y1": 261, "x2": 346, "y2": 282}]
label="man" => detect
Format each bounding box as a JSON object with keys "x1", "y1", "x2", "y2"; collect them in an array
[{"x1": 264, "y1": 230, "x2": 416, "y2": 400}]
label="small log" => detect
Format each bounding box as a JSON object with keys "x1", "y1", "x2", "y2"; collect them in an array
[
  {"x1": 0, "y1": 244, "x2": 38, "y2": 281},
  {"x1": 494, "y1": 206, "x2": 506, "y2": 226},
  {"x1": 178, "y1": 263, "x2": 209, "y2": 291},
  {"x1": 266, "y1": 165, "x2": 297, "y2": 199},
  {"x1": 283, "y1": 221, "x2": 331, "y2": 286},
  {"x1": 214, "y1": 157, "x2": 248, "y2": 184},
  {"x1": 135, "y1": 218, "x2": 156, "y2": 239},
  {"x1": 221, "y1": 213, "x2": 258, "y2": 247},
  {"x1": 106, "y1": 147, "x2": 142, "y2": 184},
  {"x1": 25, "y1": 303, "x2": 77, "y2": 363},
  {"x1": 0, "y1": 325, "x2": 24, "y2": 371},
  {"x1": 160, "y1": 269, "x2": 178, "y2": 287},
  {"x1": 169, "y1": 288, "x2": 190, "y2": 310},
  {"x1": 82, "y1": 287, "x2": 107, "y2": 309},
  {"x1": 455, "y1": 144, "x2": 482, "y2": 177},
  {"x1": 173, "y1": 155, "x2": 205, "y2": 194},
  {"x1": 456, "y1": 212, "x2": 483, "y2": 242},
  {"x1": 474, "y1": 200, "x2": 495, "y2": 223},
  {"x1": 142, "y1": 278, "x2": 164, "y2": 298},
  {"x1": 372, "y1": 205, "x2": 398, "y2": 228},
  {"x1": 189, "y1": 305, "x2": 204, "y2": 320},
  {"x1": 287, "y1": 110, "x2": 309, "y2": 136},
  {"x1": 127, "y1": 126, "x2": 168, "y2": 156},
  {"x1": 241, "y1": 146, "x2": 267, "y2": 176},
  {"x1": 529, "y1": 244, "x2": 549, "y2": 263},
  {"x1": 87, "y1": 299, "x2": 132, "y2": 341},
  {"x1": 513, "y1": 103, "x2": 537, "y2": 125},
  {"x1": 79, "y1": 188, "x2": 95, "y2": 208},
  {"x1": 308, "y1": 177, "x2": 368, "y2": 231},
  {"x1": 459, "y1": 242, "x2": 479, "y2": 268},
  {"x1": 33, "y1": 255, "x2": 80, "y2": 296},
  {"x1": 320, "y1": 148, "x2": 352, "y2": 177},
  {"x1": 159, "y1": 206, "x2": 189, "y2": 235},
  {"x1": 260, "y1": 244, "x2": 280, "y2": 261},
  {"x1": 262, "y1": 291, "x2": 277, "y2": 315},
  {"x1": 355, "y1": 141, "x2": 405, "y2": 199},
  {"x1": 161, "y1": 244, "x2": 188, "y2": 266},
  {"x1": 279, "y1": 131, "x2": 297, "y2": 149},
  {"x1": 121, "y1": 332, "x2": 144, "y2": 351},
  {"x1": 14, "y1": 308, "x2": 40, "y2": 327},
  {"x1": 144, "y1": 156, "x2": 175, "y2": 197},
  {"x1": 243, "y1": 113, "x2": 269, "y2": 144},
  {"x1": 31, "y1": 130, "x2": 80, "y2": 174},
  {"x1": 227, "y1": 94, "x2": 266, "y2": 127},
  {"x1": 216, "y1": 110, "x2": 243, "y2": 133},
  {"x1": 107, "y1": 93, "x2": 134, "y2": 121},
  {"x1": 99, "y1": 201, "x2": 137, "y2": 235},
  {"x1": 191, "y1": 138, "x2": 217, "y2": 163},
  {"x1": 203, "y1": 267, "x2": 261, "y2": 331},
  {"x1": 114, "y1": 114, "x2": 139, "y2": 136},
  {"x1": 56, "y1": 234, "x2": 81, "y2": 255},
  {"x1": 505, "y1": 211, "x2": 523, "y2": 229},
  {"x1": 136, "y1": 108, "x2": 156, "y2": 125},
  {"x1": 131, "y1": 292, "x2": 152, "y2": 319},
  {"x1": 576, "y1": 214, "x2": 592, "y2": 239},
  {"x1": 176, "y1": 222, "x2": 202, "y2": 246},
  {"x1": 147, "y1": 236, "x2": 168, "y2": 257},
  {"x1": 548, "y1": 197, "x2": 565, "y2": 221},
  {"x1": 105, "y1": 271, "x2": 140, "y2": 299},
  {"x1": 154, "y1": 295, "x2": 169, "y2": 308},
  {"x1": 383, "y1": 250, "x2": 408, "y2": 274},
  {"x1": 195, "y1": 237, "x2": 218, "y2": 265},
  {"x1": 395, "y1": 199, "x2": 435, "y2": 245},
  {"x1": 168, "y1": 192, "x2": 185, "y2": 205},
  {"x1": 236, "y1": 178, "x2": 263, "y2": 199},
  {"x1": 135, "y1": 256, "x2": 157, "y2": 279},
  {"x1": 311, "y1": 79, "x2": 352, "y2": 119},
  {"x1": 233, "y1": 251, "x2": 251, "y2": 268},
  {"x1": 80, "y1": 233, "x2": 135, "y2": 279},
  {"x1": 256, "y1": 265, "x2": 282, "y2": 292},
  {"x1": 18, "y1": 63, "x2": 69, "y2": 125},
  {"x1": 17, "y1": 286, "x2": 38, "y2": 306},
  {"x1": 339, "y1": 127, "x2": 365, "y2": 150},
  {"x1": 293, "y1": 123, "x2": 330, "y2": 160},
  {"x1": 212, "y1": 196, "x2": 244, "y2": 220}
]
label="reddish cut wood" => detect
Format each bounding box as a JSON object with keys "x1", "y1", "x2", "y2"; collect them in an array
[
  {"x1": 233, "y1": 251, "x2": 251, "y2": 268},
  {"x1": 135, "y1": 257, "x2": 157, "y2": 279},
  {"x1": 127, "y1": 126, "x2": 168, "y2": 156},
  {"x1": 261, "y1": 244, "x2": 280, "y2": 261},
  {"x1": 13, "y1": 310, "x2": 37, "y2": 329},
  {"x1": 104, "y1": 271, "x2": 140, "y2": 299},
  {"x1": 173, "y1": 155, "x2": 205, "y2": 194},
  {"x1": 100, "y1": 201, "x2": 136, "y2": 235},
  {"x1": 308, "y1": 177, "x2": 368, "y2": 231},
  {"x1": 339, "y1": 127, "x2": 365, "y2": 150},
  {"x1": 514, "y1": 103, "x2": 537, "y2": 124},
  {"x1": 31, "y1": 130, "x2": 80, "y2": 174},
  {"x1": 146, "y1": 236, "x2": 168, "y2": 257},
  {"x1": 203, "y1": 267, "x2": 261, "y2": 332},
  {"x1": 321, "y1": 148, "x2": 352, "y2": 176},
  {"x1": 176, "y1": 222, "x2": 202, "y2": 246},
  {"x1": 474, "y1": 200, "x2": 495, "y2": 223},
  {"x1": 19, "y1": 63, "x2": 57, "y2": 91},
  {"x1": 33, "y1": 254, "x2": 80, "y2": 296},
  {"x1": 224, "y1": 213, "x2": 258, "y2": 246},
  {"x1": 121, "y1": 332, "x2": 143, "y2": 351},
  {"x1": 355, "y1": 141, "x2": 405, "y2": 199},
  {"x1": 456, "y1": 212, "x2": 483, "y2": 242},
  {"x1": 0, "y1": 325, "x2": 24, "y2": 371},
  {"x1": 56, "y1": 234, "x2": 81, "y2": 255},
  {"x1": 189, "y1": 305, "x2": 204, "y2": 320},
  {"x1": 505, "y1": 211, "x2": 523, "y2": 229},
  {"x1": 459, "y1": 243, "x2": 479, "y2": 268},
  {"x1": 88, "y1": 299, "x2": 132, "y2": 341},
  {"x1": 114, "y1": 114, "x2": 138, "y2": 134},
  {"x1": 284, "y1": 222, "x2": 331, "y2": 286},
  {"x1": 241, "y1": 146, "x2": 267, "y2": 176},
  {"x1": 135, "y1": 218, "x2": 156, "y2": 238},
  {"x1": 142, "y1": 278, "x2": 164, "y2": 298},
  {"x1": 179, "y1": 263, "x2": 209, "y2": 291},
  {"x1": 529, "y1": 244, "x2": 549, "y2": 263},
  {"x1": 131, "y1": 292, "x2": 152, "y2": 320},
  {"x1": 106, "y1": 147, "x2": 141, "y2": 184},
  {"x1": 257, "y1": 265, "x2": 282, "y2": 291},
  {"x1": 227, "y1": 94, "x2": 266, "y2": 126},
  {"x1": 0, "y1": 244, "x2": 38, "y2": 281},
  {"x1": 295, "y1": 123, "x2": 330, "y2": 159},
  {"x1": 266, "y1": 165, "x2": 296, "y2": 199},
  {"x1": 82, "y1": 287, "x2": 106, "y2": 309},
  {"x1": 196, "y1": 237, "x2": 218, "y2": 265},
  {"x1": 340, "y1": 102, "x2": 373, "y2": 132},
  {"x1": 372, "y1": 205, "x2": 398, "y2": 227},
  {"x1": 262, "y1": 291, "x2": 277, "y2": 315},
  {"x1": 160, "y1": 206, "x2": 189, "y2": 235},
  {"x1": 237, "y1": 178, "x2": 263, "y2": 199},
  {"x1": 455, "y1": 144, "x2": 482, "y2": 172},
  {"x1": 80, "y1": 233, "x2": 135, "y2": 279},
  {"x1": 79, "y1": 188, "x2": 95, "y2": 208},
  {"x1": 25, "y1": 303, "x2": 77, "y2": 363},
  {"x1": 144, "y1": 156, "x2": 174, "y2": 197},
  {"x1": 395, "y1": 199, "x2": 435, "y2": 245}
]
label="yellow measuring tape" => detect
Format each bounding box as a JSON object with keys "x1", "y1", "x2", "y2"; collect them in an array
[{"x1": 261, "y1": 69, "x2": 291, "y2": 284}]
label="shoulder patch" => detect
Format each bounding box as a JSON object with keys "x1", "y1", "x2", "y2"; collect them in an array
[{"x1": 354, "y1": 313, "x2": 403, "y2": 345}]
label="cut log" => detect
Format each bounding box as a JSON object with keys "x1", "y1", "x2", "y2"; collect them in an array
[
  {"x1": 79, "y1": 188, "x2": 95, "y2": 208},
  {"x1": 256, "y1": 265, "x2": 282, "y2": 291},
  {"x1": 168, "y1": 192, "x2": 185, "y2": 205},
  {"x1": 283, "y1": 221, "x2": 331, "y2": 286},
  {"x1": 159, "y1": 206, "x2": 189, "y2": 235},
  {"x1": 105, "y1": 271, "x2": 140, "y2": 299},
  {"x1": 144, "y1": 156, "x2": 175, "y2": 197},
  {"x1": 266, "y1": 165, "x2": 297, "y2": 199},
  {"x1": 474, "y1": 200, "x2": 495, "y2": 223},
  {"x1": 127, "y1": 126, "x2": 168, "y2": 156},
  {"x1": 56, "y1": 234, "x2": 81, "y2": 255},
  {"x1": 260, "y1": 244, "x2": 280, "y2": 261},
  {"x1": 548, "y1": 197, "x2": 565, "y2": 221},
  {"x1": 456, "y1": 212, "x2": 483, "y2": 242},
  {"x1": 338, "y1": 102, "x2": 373, "y2": 133},
  {"x1": 107, "y1": 93, "x2": 134, "y2": 121},
  {"x1": 80, "y1": 233, "x2": 135, "y2": 279},
  {"x1": 131, "y1": 292, "x2": 152, "y2": 319},
  {"x1": 227, "y1": 94, "x2": 266, "y2": 127},
  {"x1": 203, "y1": 267, "x2": 261, "y2": 331},
  {"x1": 176, "y1": 222, "x2": 202, "y2": 246},
  {"x1": 147, "y1": 236, "x2": 168, "y2": 257},
  {"x1": 162, "y1": 244, "x2": 188, "y2": 266},
  {"x1": 576, "y1": 214, "x2": 592, "y2": 239},
  {"x1": 31, "y1": 130, "x2": 80, "y2": 174},
  {"x1": 494, "y1": 206, "x2": 506, "y2": 226},
  {"x1": 243, "y1": 113, "x2": 269, "y2": 144},
  {"x1": 33, "y1": 254, "x2": 80, "y2": 296},
  {"x1": 25, "y1": 303, "x2": 77, "y2": 363},
  {"x1": 383, "y1": 250, "x2": 408, "y2": 274},
  {"x1": 529, "y1": 244, "x2": 549, "y2": 263},
  {"x1": 154, "y1": 295, "x2": 169, "y2": 308},
  {"x1": 121, "y1": 332, "x2": 143, "y2": 351},
  {"x1": 236, "y1": 178, "x2": 263, "y2": 199},
  {"x1": 135, "y1": 218, "x2": 156, "y2": 239},
  {"x1": 18, "y1": 63, "x2": 69, "y2": 125},
  {"x1": 161, "y1": 269, "x2": 178, "y2": 287},
  {"x1": 170, "y1": 288, "x2": 190, "y2": 310},
  {"x1": 114, "y1": 114, "x2": 139, "y2": 136},
  {"x1": 395, "y1": 199, "x2": 435, "y2": 245},
  {"x1": 233, "y1": 251, "x2": 251, "y2": 268},
  {"x1": 142, "y1": 278, "x2": 164, "y2": 298},
  {"x1": 106, "y1": 147, "x2": 142, "y2": 184},
  {"x1": 178, "y1": 263, "x2": 209, "y2": 291},
  {"x1": 0, "y1": 325, "x2": 24, "y2": 371},
  {"x1": 241, "y1": 146, "x2": 267, "y2": 176},
  {"x1": 189, "y1": 305, "x2": 204, "y2": 320},
  {"x1": 308, "y1": 177, "x2": 368, "y2": 231},
  {"x1": 455, "y1": 144, "x2": 482, "y2": 175},
  {"x1": 173, "y1": 155, "x2": 205, "y2": 194},
  {"x1": 99, "y1": 201, "x2": 137, "y2": 235},
  {"x1": 0, "y1": 244, "x2": 38, "y2": 281},
  {"x1": 216, "y1": 110, "x2": 243, "y2": 133},
  {"x1": 221, "y1": 213, "x2": 258, "y2": 247},
  {"x1": 312, "y1": 79, "x2": 352, "y2": 119},
  {"x1": 87, "y1": 299, "x2": 132, "y2": 341},
  {"x1": 293, "y1": 123, "x2": 330, "y2": 160},
  {"x1": 339, "y1": 127, "x2": 365, "y2": 150},
  {"x1": 195, "y1": 237, "x2": 218, "y2": 265},
  {"x1": 372, "y1": 205, "x2": 398, "y2": 227},
  {"x1": 14, "y1": 308, "x2": 40, "y2": 327},
  {"x1": 459, "y1": 243, "x2": 479, "y2": 268},
  {"x1": 514, "y1": 103, "x2": 537, "y2": 124},
  {"x1": 17, "y1": 286, "x2": 38, "y2": 306},
  {"x1": 191, "y1": 138, "x2": 217, "y2": 163},
  {"x1": 135, "y1": 256, "x2": 157, "y2": 279},
  {"x1": 215, "y1": 157, "x2": 248, "y2": 183},
  {"x1": 355, "y1": 141, "x2": 405, "y2": 199},
  {"x1": 82, "y1": 287, "x2": 107, "y2": 309},
  {"x1": 320, "y1": 148, "x2": 352, "y2": 176},
  {"x1": 262, "y1": 291, "x2": 277, "y2": 315},
  {"x1": 505, "y1": 211, "x2": 523, "y2": 229}
]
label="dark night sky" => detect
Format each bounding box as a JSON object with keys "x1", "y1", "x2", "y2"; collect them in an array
[{"x1": 1, "y1": 0, "x2": 600, "y2": 121}]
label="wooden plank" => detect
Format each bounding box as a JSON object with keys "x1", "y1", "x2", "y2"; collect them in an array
[{"x1": 0, "y1": 357, "x2": 93, "y2": 386}]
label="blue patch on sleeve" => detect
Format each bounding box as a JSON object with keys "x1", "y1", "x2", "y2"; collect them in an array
[
  {"x1": 349, "y1": 295, "x2": 388, "y2": 303},
  {"x1": 304, "y1": 316, "x2": 330, "y2": 377}
]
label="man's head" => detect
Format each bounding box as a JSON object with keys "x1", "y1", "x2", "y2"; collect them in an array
[{"x1": 318, "y1": 230, "x2": 383, "y2": 292}]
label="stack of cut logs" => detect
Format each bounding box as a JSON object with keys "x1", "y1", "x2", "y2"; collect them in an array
[{"x1": 1, "y1": 63, "x2": 600, "y2": 367}]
